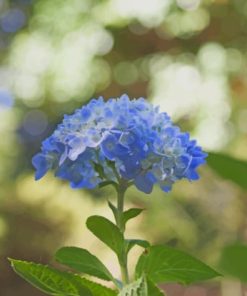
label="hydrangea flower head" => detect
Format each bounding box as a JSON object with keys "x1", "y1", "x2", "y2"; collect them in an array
[{"x1": 32, "y1": 95, "x2": 207, "y2": 193}]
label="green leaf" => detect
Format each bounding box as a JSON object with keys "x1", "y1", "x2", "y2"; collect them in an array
[
  {"x1": 126, "y1": 239, "x2": 150, "y2": 254},
  {"x1": 218, "y1": 243, "x2": 247, "y2": 282},
  {"x1": 146, "y1": 278, "x2": 165, "y2": 296},
  {"x1": 93, "y1": 162, "x2": 106, "y2": 180},
  {"x1": 118, "y1": 276, "x2": 147, "y2": 296},
  {"x1": 73, "y1": 277, "x2": 117, "y2": 296},
  {"x1": 135, "y1": 245, "x2": 220, "y2": 285},
  {"x1": 10, "y1": 259, "x2": 117, "y2": 296},
  {"x1": 99, "y1": 181, "x2": 118, "y2": 189},
  {"x1": 108, "y1": 204, "x2": 144, "y2": 231},
  {"x1": 207, "y1": 152, "x2": 247, "y2": 190},
  {"x1": 122, "y1": 208, "x2": 144, "y2": 227},
  {"x1": 9, "y1": 259, "x2": 92, "y2": 296},
  {"x1": 55, "y1": 247, "x2": 114, "y2": 281},
  {"x1": 86, "y1": 216, "x2": 124, "y2": 258},
  {"x1": 108, "y1": 201, "x2": 118, "y2": 223}
]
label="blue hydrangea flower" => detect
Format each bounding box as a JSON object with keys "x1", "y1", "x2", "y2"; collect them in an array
[{"x1": 32, "y1": 94, "x2": 207, "y2": 193}]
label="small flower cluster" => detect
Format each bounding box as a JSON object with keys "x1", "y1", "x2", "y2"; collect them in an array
[{"x1": 32, "y1": 95, "x2": 207, "y2": 193}]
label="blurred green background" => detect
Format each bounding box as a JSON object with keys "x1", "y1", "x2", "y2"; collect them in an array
[{"x1": 0, "y1": 0, "x2": 247, "y2": 295}]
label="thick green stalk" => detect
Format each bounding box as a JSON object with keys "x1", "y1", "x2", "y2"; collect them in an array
[{"x1": 116, "y1": 180, "x2": 130, "y2": 285}]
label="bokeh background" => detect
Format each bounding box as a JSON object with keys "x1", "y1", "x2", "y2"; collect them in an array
[{"x1": 0, "y1": 0, "x2": 247, "y2": 295}]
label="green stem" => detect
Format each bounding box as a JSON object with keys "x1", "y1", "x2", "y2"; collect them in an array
[{"x1": 116, "y1": 180, "x2": 130, "y2": 285}]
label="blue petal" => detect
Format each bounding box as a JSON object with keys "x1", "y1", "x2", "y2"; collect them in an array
[
  {"x1": 160, "y1": 185, "x2": 172, "y2": 192},
  {"x1": 101, "y1": 134, "x2": 128, "y2": 160},
  {"x1": 68, "y1": 137, "x2": 86, "y2": 161},
  {"x1": 134, "y1": 174, "x2": 153, "y2": 194},
  {"x1": 32, "y1": 153, "x2": 53, "y2": 180},
  {"x1": 120, "y1": 156, "x2": 141, "y2": 179},
  {"x1": 80, "y1": 107, "x2": 91, "y2": 122},
  {"x1": 186, "y1": 169, "x2": 200, "y2": 180}
]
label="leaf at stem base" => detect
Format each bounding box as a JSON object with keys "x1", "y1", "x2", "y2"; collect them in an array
[
  {"x1": 10, "y1": 259, "x2": 119, "y2": 296},
  {"x1": 135, "y1": 245, "x2": 220, "y2": 285},
  {"x1": 55, "y1": 246, "x2": 115, "y2": 282}
]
